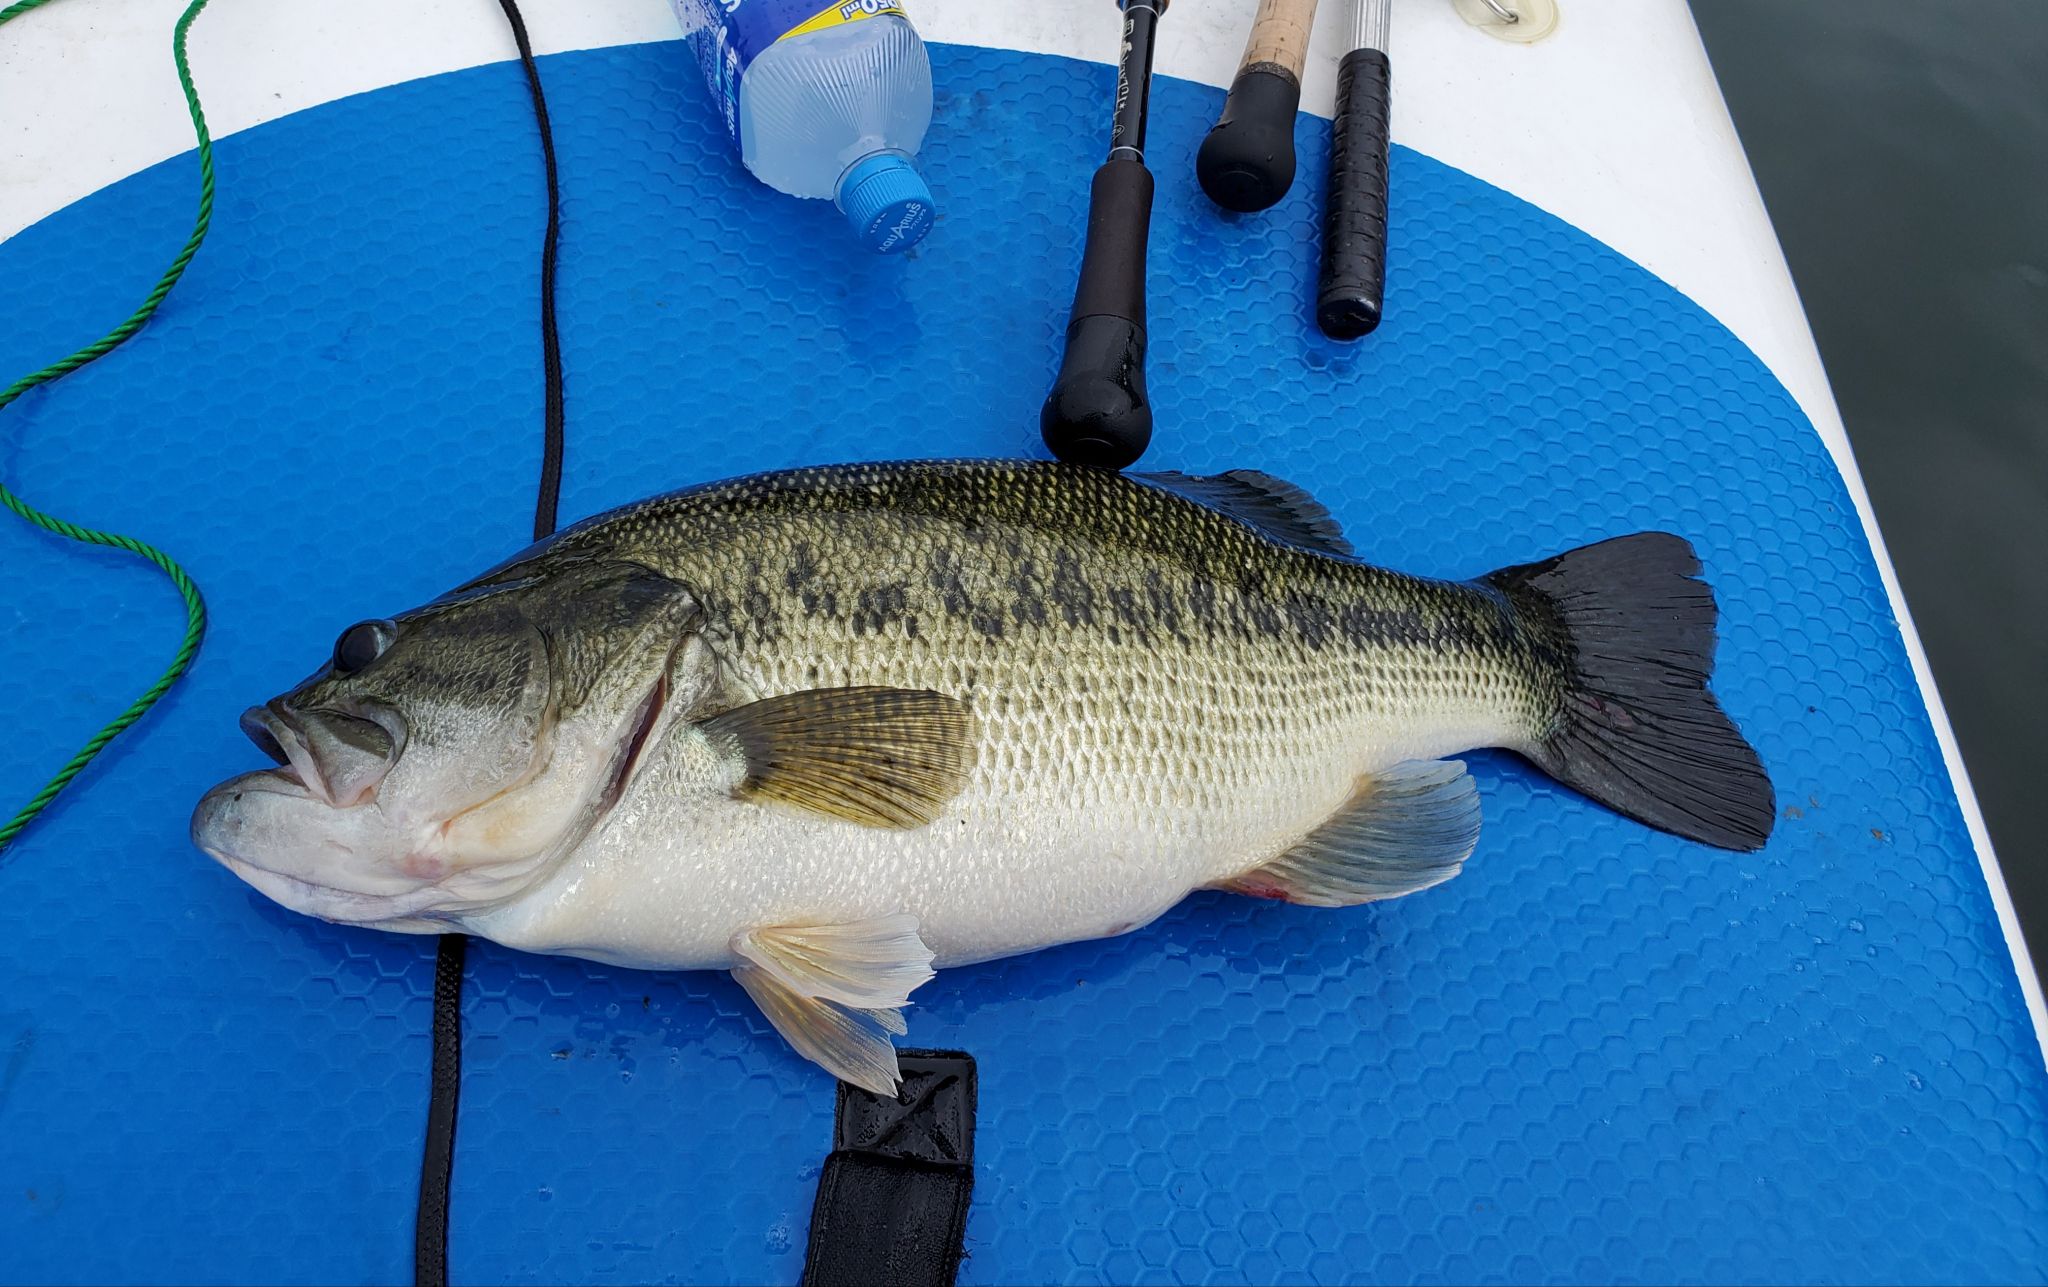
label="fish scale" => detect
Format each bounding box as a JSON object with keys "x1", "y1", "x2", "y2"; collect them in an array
[{"x1": 462, "y1": 460, "x2": 1539, "y2": 967}]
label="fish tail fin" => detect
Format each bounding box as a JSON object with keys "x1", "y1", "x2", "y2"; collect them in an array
[{"x1": 1485, "y1": 532, "x2": 1775, "y2": 851}]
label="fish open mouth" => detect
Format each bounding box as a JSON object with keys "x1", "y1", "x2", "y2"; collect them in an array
[
  {"x1": 242, "y1": 710, "x2": 291, "y2": 768},
  {"x1": 241, "y1": 703, "x2": 333, "y2": 802},
  {"x1": 239, "y1": 701, "x2": 398, "y2": 808}
]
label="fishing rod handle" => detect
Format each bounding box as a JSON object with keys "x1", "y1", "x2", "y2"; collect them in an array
[
  {"x1": 1316, "y1": 43, "x2": 1391, "y2": 339},
  {"x1": 1197, "y1": 0, "x2": 1319, "y2": 212},
  {"x1": 1041, "y1": 157, "x2": 1154, "y2": 469}
]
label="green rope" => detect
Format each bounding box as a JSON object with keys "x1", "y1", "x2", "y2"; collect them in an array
[{"x1": 0, "y1": 0, "x2": 214, "y2": 852}]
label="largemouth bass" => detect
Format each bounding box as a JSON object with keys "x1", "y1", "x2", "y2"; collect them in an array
[{"x1": 192, "y1": 460, "x2": 1772, "y2": 1092}]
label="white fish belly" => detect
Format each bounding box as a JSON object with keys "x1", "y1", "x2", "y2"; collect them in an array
[{"x1": 466, "y1": 698, "x2": 1509, "y2": 972}]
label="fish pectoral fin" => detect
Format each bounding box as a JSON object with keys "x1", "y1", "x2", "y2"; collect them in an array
[
  {"x1": 730, "y1": 915, "x2": 937, "y2": 1095},
  {"x1": 700, "y1": 686, "x2": 975, "y2": 829},
  {"x1": 1215, "y1": 759, "x2": 1482, "y2": 907}
]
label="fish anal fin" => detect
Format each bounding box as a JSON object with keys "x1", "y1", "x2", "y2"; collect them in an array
[
  {"x1": 1137, "y1": 469, "x2": 1355, "y2": 557},
  {"x1": 701, "y1": 686, "x2": 976, "y2": 829},
  {"x1": 730, "y1": 915, "x2": 935, "y2": 1095},
  {"x1": 1216, "y1": 759, "x2": 1481, "y2": 907}
]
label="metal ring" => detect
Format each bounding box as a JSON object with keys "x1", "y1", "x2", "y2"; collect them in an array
[{"x1": 1478, "y1": 0, "x2": 1522, "y2": 23}]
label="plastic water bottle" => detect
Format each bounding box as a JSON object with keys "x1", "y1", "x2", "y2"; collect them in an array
[{"x1": 675, "y1": 0, "x2": 938, "y2": 253}]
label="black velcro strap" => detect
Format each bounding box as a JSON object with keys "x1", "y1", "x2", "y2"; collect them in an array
[{"x1": 800, "y1": 1051, "x2": 976, "y2": 1287}]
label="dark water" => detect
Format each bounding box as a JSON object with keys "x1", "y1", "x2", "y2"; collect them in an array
[{"x1": 1691, "y1": 2, "x2": 2048, "y2": 980}]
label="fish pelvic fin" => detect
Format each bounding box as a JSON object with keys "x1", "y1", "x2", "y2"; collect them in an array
[
  {"x1": 731, "y1": 914, "x2": 936, "y2": 1096},
  {"x1": 1486, "y1": 532, "x2": 1775, "y2": 851},
  {"x1": 1216, "y1": 759, "x2": 1481, "y2": 907},
  {"x1": 701, "y1": 686, "x2": 976, "y2": 829}
]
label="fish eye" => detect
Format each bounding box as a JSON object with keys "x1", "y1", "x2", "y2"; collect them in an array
[{"x1": 332, "y1": 619, "x2": 398, "y2": 676}]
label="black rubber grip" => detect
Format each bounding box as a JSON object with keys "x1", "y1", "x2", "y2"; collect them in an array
[
  {"x1": 1317, "y1": 46, "x2": 1391, "y2": 340},
  {"x1": 1042, "y1": 158, "x2": 1154, "y2": 469},
  {"x1": 1196, "y1": 63, "x2": 1302, "y2": 213}
]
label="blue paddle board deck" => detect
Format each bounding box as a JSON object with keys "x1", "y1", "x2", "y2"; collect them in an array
[{"x1": 1, "y1": 41, "x2": 2043, "y2": 1284}]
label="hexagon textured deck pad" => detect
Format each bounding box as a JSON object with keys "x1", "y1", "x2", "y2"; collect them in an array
[{"x1": 2, "y1": 41, "x2": 2043, "y2": 1285}]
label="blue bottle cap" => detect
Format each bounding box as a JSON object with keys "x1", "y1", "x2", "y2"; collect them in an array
[{"x1": 837, "y1": 153, "x2": 936, "y2": 254}]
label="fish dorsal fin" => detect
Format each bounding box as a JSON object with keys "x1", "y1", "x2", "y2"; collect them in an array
[
  {"x1": 700, "y1": 686, "x2": 976, "y2": 829},
  {"x1": 1137, "y1": 469, "x2": 1355, "y2": 557},
  {"x1": 1216, "y1": 759, "x2": 1481, "y2": 906},
  {"x1": 731, "y1": 915, "x2": 936, "y2": 1094}
]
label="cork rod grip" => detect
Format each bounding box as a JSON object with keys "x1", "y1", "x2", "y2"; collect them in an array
[{"x1": 1238, "y1": 0, "x2": 1317, "y2": 77}]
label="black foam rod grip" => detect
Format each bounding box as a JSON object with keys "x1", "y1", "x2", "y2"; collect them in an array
[
  {"x1": 1197, "y1": 64, "x2": 1303, "y2": 212},
  {"x1": 1041, "y1": 158, "x2": 1155, "y2": 469},
  {"x1": 1317, "y1": 46, "x2": 1391, "y2": 340}
]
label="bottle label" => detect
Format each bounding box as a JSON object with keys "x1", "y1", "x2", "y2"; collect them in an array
[{"x1": 674, "y1": 0, "x2": 907, "y2": 144}]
